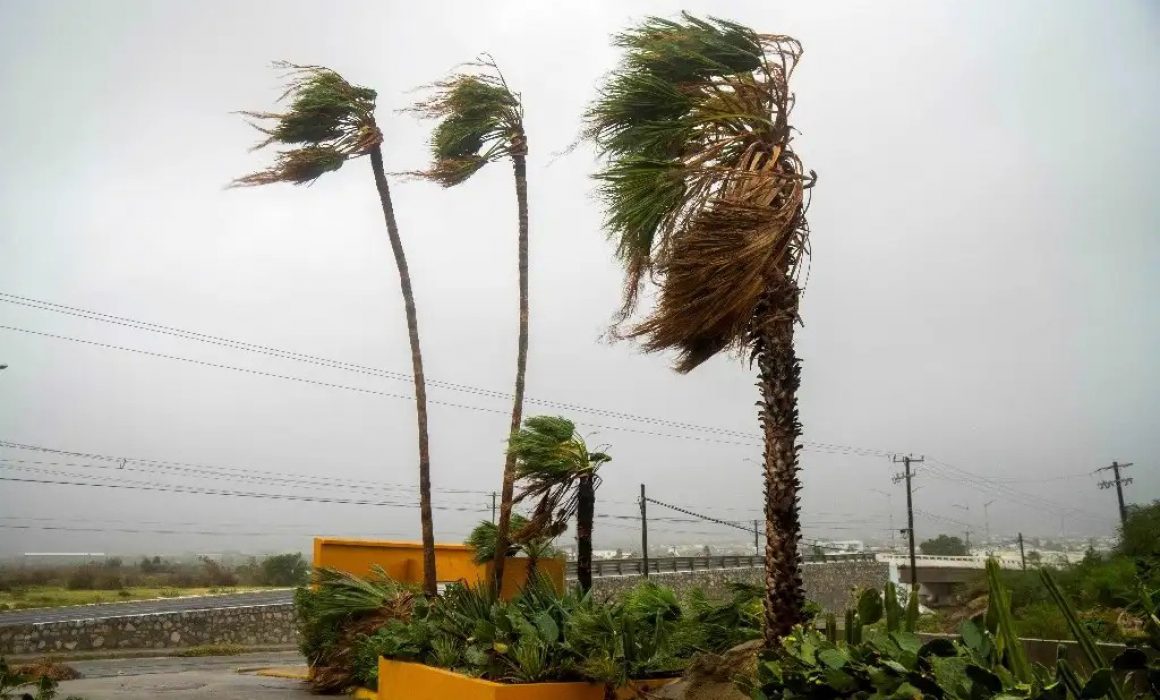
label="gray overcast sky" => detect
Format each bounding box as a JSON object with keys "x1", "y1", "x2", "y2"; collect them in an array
[{"x1": 1, "y1": 0, "x2": 1157, "y2": 558}]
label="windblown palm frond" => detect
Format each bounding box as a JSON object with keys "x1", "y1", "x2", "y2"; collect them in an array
[
  {"x1": 410, "y1": 56, "x2": 524, "y2": 187},
  {"x1": 465, "y1": 514, "x2": 535, "y2": 564},
  {"x1": 232, "y1": 62, "x2": 382, "y2": 187},
  {"x1": 584, "y1": 13, "x2": 813, "y2": 371},
  {"x1": 508, "y1": 416, "x2": 610, "y2": 540}
]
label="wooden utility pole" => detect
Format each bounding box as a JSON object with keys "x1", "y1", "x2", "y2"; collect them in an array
[
  {"x1": 491, "y1": 491, "x2": 497, "y2": 524},
  {"x1": 639, "y1": 483, "x2": 649, "y2": 579},
  {"x1": 753, "y1": 519, "x2": 760, "y2": 556},
  {"x1": 1095, "y1": 461, "x2": 1133, "y2": 527},
  {"x1": 892, "y1": 455, "x2": 924, "y2": 588},
  {"x1": 1017, "y1": 532, "x2": 1026, "y2": 570}
]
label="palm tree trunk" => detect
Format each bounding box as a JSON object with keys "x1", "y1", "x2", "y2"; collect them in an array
[
  {"x1": 576, "y1": 473, "x2": 595, "y2": 593},
  {"x1": 754, "y1": 284, "x2": 805, "y2": 646},
  {"x1": 369, "y1": 146, "x2": 437, "y2": 597},
  {"x1": 492, "y1": 149, "x2": 530, "y2": 590}
]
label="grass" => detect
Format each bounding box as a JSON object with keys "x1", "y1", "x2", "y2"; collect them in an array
[
  {"x1": 173, "y1": 643, "x2": 249, "y2": 657},
  {"x1": 0, "y1": 586, "x2": 279, "y2": 611}
]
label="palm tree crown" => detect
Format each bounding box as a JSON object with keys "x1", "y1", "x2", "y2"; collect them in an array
[
  {"x1": 410, "y1": 57, "x2": 525, "y2": 186},
  {"x1": 584, "y1": 14, "x2": 812, "y2": 372},
  {"x1": 509, "y1": 416, "x2": 610, "y2": 540},
  {"x1": 232, "y1": 63, "x2": 383, "y2": 187}
]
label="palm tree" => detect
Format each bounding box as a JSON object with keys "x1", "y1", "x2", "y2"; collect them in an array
[
  {"x1": 232, "y1": 63, "x2": 438, "y2": 596},
  {"x1": 411, "y1": 57, "x2": 529, "y2": 590},
  {"x1": 584, "y1": 15, "x2": 814, "y2": 645},
  {"x1": 507, "y1": 416, "x2": 610, "y2": 593}
]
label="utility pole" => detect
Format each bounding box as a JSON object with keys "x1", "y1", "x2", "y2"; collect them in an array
[
  {"x1": 753, "y1": 519, "x2": 760, "y2": 556},
  {"x1": 1017, "y1": 532, "x2": 1026, "y2": 570},
  {"x1": 892, "y1": 454, "x2": 924, "y2": 589},
  {"x1": 639, "y1": 484, "x2": 649, "y2": 579},
  {"x1": 491, "y1": 492, "x2": 497, "y2": 524},
  {"x1": 983, "y1": 500, "x2": 994, "y2": 550},
  {"x1": 1095, "y1": 461, "x2": 1134, "y2": 527}
]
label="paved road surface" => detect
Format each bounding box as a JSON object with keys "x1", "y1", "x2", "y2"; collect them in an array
[
  {"x1": 0, "y1": 589, "x2": 293, "y2": 626},
  {"x1": 52, "y1": 651, "x2": 311, "y2": 699}
]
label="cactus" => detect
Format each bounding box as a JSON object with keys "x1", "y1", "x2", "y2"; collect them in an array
[
  {"x1": 824, "y1": 613, "x2": 838, "y2": 644},
  {"x1": 844, "y1": 608, "x2": 860, "y2": 645},
  {"x1": 883, "y1": 580, "x2": 901, "y2": 633},
  {"x1": 1040, "y1": 567, "x2": 1128, "y2": 700},
  {"x1": 985, "y1": 558, "x2": 1032, "y2": 683},
  {"x1": 903, "y1": 586, "x2": 919, "y2": 633}
]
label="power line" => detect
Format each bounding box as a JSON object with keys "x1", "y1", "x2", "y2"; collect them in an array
[
  {"x1": 0, "y1": 296, "x2": 896, "y2": 458},
  {"x1": 0, "y1": 440, "x2": 492, "y2": 499},
  {"x1": 0, "y1": 523, "x2": 415, "y2": 538},
  {"x1": 923, "y1": 457, "x2": 1111, "y2": 523},
  {"x1": 0, "y1": 472, "x2": 492, "y2": 513},
  {"x1": 1, "y1": 296, "x2": 1116, "y2": 526}
]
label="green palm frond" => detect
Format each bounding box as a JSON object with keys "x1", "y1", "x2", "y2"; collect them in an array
[
  {"x1": 465, "y1": 515, "x2": 536, "y2": 564},
  {"x1": 410, "y1": 56, "x2": 524, "y2": 187},
  {"x1": 584, "y1": 13, "x2": 812, "y2": 371},
  {"x1": 232, "y1": 62, "x2": 381, "y2": 187},
  {"x1": 507, "y1": 416, "x2": 610, "y2": 541}
]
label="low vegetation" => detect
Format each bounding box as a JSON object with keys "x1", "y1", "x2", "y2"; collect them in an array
[
  {"x1": 295, "y1": 567, "x2": 763, "y2": 693},
  {"x1": 173, "y1": 643, "x2": 249, "y2": 657},
  {"x1": 749, "y1": 561, "x2": 1159, "y2": 699},
  {"x1": 0, "y1": 657, "x2": 83, "y2": 700},
  {"x1": 925, "y1": 501, "x2": 1160, "y2": 644},
  {"x1": 0, "y1": 552, "x2": 308, "y2": 610}
]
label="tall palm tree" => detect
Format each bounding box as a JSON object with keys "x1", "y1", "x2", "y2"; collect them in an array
[
  {"x1": 411, "y1": 57, "x2": 529, "y2": 590},
  {"x1": 507, "y1": 416, "x2": 610, "y2": 593},
  {"x1": 232, "y1": 63, "x2": 438, "y2": 596},
  {"x1": 584, "y1": 15, "x2": 814, "y2": 645}
]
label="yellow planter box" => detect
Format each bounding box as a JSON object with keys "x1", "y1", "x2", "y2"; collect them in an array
[
  {"x1": 313, "y1": 537, "x2": 563, "y2": 600},
  {"x1": 378, "y1": 659, "x2": 678, "y2": 700}
]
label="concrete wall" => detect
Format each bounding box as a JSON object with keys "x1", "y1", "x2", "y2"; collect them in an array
[
  {"x1": 0, "y1": 603, "x2": 296, "y2": 656},
  {"x1": 2, "y1": 561, "x2": 886, "y2": 656},
  {"x1": 314, "y1": 537, "x2": 564, "y2": 600},
  {"x1": 590, "y1": 560, "x2": 888, "y2": 613}
]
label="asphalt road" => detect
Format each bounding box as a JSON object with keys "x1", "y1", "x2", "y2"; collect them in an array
[
  {"x1": 0, "y1": 589, "x2": 293, "y2": 626},
  {"x1": 53, "y1": 651, "x2": 311, "y2": 699}
]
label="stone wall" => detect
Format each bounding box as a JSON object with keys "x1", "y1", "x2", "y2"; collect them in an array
[
  {"x1": 590, "y1": 560, "x2": 888, "y2": 613},
  {"x1": 0, "y1": 603, "x2": 296, "y2": 656}
]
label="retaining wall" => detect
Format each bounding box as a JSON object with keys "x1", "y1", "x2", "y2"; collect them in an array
[
  {"x1": 2, "y1": 561, "x2": 886, "y2": 656},
  {"x1": 0, "y1": 603, "x2": 296, "y2": 656},
  {"x1": 590, "y1": 560, "x2": 888, "y2": 613}
]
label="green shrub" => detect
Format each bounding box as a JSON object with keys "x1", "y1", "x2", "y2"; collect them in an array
[
  {"x1": 259, "y1": 553, "x2": 309, "y2": 587},
  {"x1": 1012, "y1": 601, "x2": 1071, "y2": 641},
  {"x1": 300, "y1": 570, "x2": 764, "y2": 693}
]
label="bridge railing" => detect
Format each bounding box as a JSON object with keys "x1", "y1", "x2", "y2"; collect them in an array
[
  {"x1": 875, "y1": 553, "x2": 1026, "y2": 569},
  {"x1": 564, "y1": 552, "x2": 875, "y2": 579}
]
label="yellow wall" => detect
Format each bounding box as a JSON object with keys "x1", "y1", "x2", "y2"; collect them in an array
[
  {"x1": 378, "y1": 659, "x2": 677, "y2": 700},
  {"x1": 313, "y1": 538, "x2": 562, "y2": 600}
]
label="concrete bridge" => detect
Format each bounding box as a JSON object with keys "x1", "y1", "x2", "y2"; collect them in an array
[
  {"x1": 567, "y1": 551, "x2": 874, "y2": 579},
  {"x1": 875, "y1": 554, "x2": 1024, "y2": 606}
]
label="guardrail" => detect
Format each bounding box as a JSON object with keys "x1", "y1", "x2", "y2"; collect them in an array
[
  {"x1": 875, "y1": 553, "x2": 1026, "y2": 569},
  {"x1": 564, "y1": 552, "x2": 876, "y2": 579}
]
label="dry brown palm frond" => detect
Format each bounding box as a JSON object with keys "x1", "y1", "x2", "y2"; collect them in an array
[{"x1": 585, "y1": 15, "x2": 811, "y2": 371}]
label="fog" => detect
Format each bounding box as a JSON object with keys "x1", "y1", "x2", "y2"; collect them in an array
[{"x1": 1, "y1": 0, "x2": 1156, "y2": 558}]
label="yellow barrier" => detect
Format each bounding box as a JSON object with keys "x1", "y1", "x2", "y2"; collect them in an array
[
  {"x1": 312, "y1": 538, "x2": 563, "y2": 600},
  {"x1": 378, "y1": 659, "x2": 678, "y2": 700}
]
